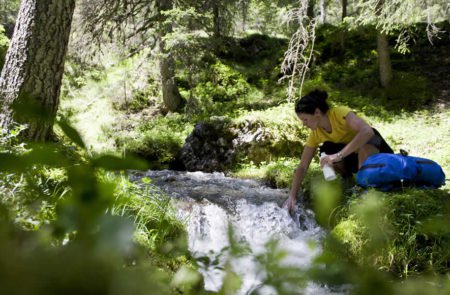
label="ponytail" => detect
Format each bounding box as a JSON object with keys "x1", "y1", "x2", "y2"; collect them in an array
[{"x1": 294, "y1": 89, "x2": 329, "y2": 114}]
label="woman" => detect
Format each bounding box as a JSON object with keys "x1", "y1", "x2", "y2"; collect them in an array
[{"x1": 284, "y1": 89, "x2": 393, "y2": 214}]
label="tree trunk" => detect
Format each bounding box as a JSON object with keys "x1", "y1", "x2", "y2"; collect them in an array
[
  {"x1": 377, "y1": 32, "x2": 393, "y2": 88},
  {"x1": 158, "y1": 46, "x2": 185, "y2": 112},
  {"x1": 307, "y1": 0, "x2": 315, "y2": 19},
  {"x1": 0, "y1": 0, "x2": 76, "y2": 141},
  {"x1": 157, "y1": 0, "x2": 185, "y2": 113},
  {"x1": 319, "y1": 0, "x2": 326, "y2": 24},
  {"x1": 340, "y1": 0, "x2": 347, "y2": 50},
  {"x1": 241, "y1": 0, "x2": 248, "y2": 33},
  {"x1": 213, "y1": 2, "x2": 220, "y2": 37},
  {"x1": 375, "y1": 0, "x2": 392, "y2": 88},
  {"x1": 342, "y1": 0, "x2": 347, "y2": 20}
]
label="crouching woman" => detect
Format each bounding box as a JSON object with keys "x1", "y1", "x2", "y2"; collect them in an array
[{"x1": 284, "y1": 90, "x2": 393, "y2": 214}]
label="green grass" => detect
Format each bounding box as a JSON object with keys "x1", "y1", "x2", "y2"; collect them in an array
[
  {"x1": 109, "y1": 174, "x2": 187, "y2": 251},
  {"x1": 60, "y1": 50, "x2": 161, "y2": 154},
  {"x1": 373, "y1": 111, "x2": 450, "y2": 184},
  {"x1": 227, "y1": 75, "x2": 450, "y2": 281},
  {"x1": 0, "y1": 127, "x2": 196, "y2": 294},
  {"x1": 57, "y1": 29, "x2": 450, "y2": 287},
  {"x1": 331, "y1": 189, "x2": 450, "y2": 278},
  {"x1": 231, "y1": 98, "x2": 449, "y2": 191}
]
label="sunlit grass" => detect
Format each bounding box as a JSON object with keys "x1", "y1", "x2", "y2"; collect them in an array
[
  {"x1": 60, "y1": 50, "x2": 159, "y2": 154},
  {"x1": 372, "y1": 110, "x2": 450, "y2": 189},
  {"x1": 231, "y1": 99, "x2": 449, "y2": 190},
  {"x1": 109, "y1": 174, "x2": 187, "y2": 250}
]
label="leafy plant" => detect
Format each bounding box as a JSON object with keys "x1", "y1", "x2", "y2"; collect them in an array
[
  {"x1": 0, "y1": 121, "x2": 199, "y2": 294},
  {"x1": 331, "y1": 189, "x2": 450, "y2": 277}
]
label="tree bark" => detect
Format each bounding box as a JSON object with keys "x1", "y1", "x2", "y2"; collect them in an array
[
  {"x1": 241, "y1": 0, "x2": 248, "y2": 33},
  {"x1": 212, "y1": 1, "x2": 220, "y2": 37},
  {"x1": 307, "y1": 0, "x2": 315, "y2": 19},
  {"x1": 0, "y1": 0, "x2": 76, "y2": 141},
  {"x1": 319, "y1": 0, "x2": 326, "y2": 24},
  {"x1": 157, "y1": 0, "x2": 185, "y2": 112},
  {"x1": 377, "y1": 32, "x2": 393, "y2": 88},
  {"x1": 375, "y1": 0, "x2": 392, "y2": 88},
  {"x1": 341, "y1": 0, "x2": 347, "y2": 20},
  {"x1": 340, "y1": 0, "x2": 347, "y2": 50}
]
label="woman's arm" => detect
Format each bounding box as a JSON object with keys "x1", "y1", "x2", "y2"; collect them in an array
[
  {"x1": 284, "y1": 145, "x2": 316, "y2": 214},
  {"x1": 321, "y1": 111, "x2": 374, "y2": 166}
]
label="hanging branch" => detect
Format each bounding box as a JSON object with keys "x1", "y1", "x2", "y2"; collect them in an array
[
  {"x1": 279, "y1": 0, "x2": 317, "y2": 102},
  {"x1": 352, "y1": 0, "x2": 447, "y2": 53}
]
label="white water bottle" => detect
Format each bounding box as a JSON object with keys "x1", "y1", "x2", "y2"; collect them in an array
[{"x1": 320, "y1": 152, "x2": 337, "y2": 181}]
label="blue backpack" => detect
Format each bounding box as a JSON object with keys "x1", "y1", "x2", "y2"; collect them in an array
[{"x1": 356, "y1": 153, "x2": 446, "y2": 191}]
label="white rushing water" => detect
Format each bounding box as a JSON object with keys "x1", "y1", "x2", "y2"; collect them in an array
[{"x1": 132, "y1": 170, "x2": 343, "y2": 294}]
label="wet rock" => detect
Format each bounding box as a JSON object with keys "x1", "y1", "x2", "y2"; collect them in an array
[
  {"x1": 181, "y1": 114, "x2": 305, "y2": 172},
  {"x1": 181, "y1": 116, "x2": 236, "y2": 172}
]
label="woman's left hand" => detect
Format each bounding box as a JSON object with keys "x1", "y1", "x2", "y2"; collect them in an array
[{"x1": 320, "y1": 153, "x2": 340, "y2": 168}]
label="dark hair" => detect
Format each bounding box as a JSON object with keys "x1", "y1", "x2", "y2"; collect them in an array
[{"x1": 294, "y1": 89, "x2": 329, "y2": 114}]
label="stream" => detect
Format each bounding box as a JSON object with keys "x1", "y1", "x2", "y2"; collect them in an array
[{"x1": 131, "y1": 170, "x2": 344, "y2": 294}]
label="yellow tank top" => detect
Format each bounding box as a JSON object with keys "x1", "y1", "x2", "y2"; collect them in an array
[{"x1": 305, "y1": 106, "x2": 358, "y2": 148}]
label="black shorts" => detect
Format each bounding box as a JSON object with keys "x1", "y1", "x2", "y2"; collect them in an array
[{"x1": 319, "y1": 128, "x2": 393, "y2": 174}]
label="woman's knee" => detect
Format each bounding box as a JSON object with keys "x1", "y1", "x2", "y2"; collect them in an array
[{"x1": 332, "y1": 161, "x2": 353, "y2": 178}]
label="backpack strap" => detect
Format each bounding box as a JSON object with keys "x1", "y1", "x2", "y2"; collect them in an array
[{"x1": 400, "y1": 149, "x2": 409, "y2": 156}]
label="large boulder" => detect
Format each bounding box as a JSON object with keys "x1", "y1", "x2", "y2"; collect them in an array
[
  {"x1": 231, "y1": 119, "x2": 275, "y2": 164},
  {"x1": 181, "y1": 116, "x2": 236, "y2": 172},
  {"x1": 181, "y1": 116, "x2": 304, "y2": 172}
]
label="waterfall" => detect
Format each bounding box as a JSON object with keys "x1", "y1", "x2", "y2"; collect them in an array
[{"x1": 132, "y1": 170, "x2": 345, "y2": 294}]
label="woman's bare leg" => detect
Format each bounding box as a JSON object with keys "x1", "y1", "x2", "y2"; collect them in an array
[
  {"x1": 332, "y1": 161, "x2": 351, "y2": 178},
  {"x1": 358, "y1": 144, "x2": 379, "y2": 168}
]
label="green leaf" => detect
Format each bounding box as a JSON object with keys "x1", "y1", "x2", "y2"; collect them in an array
[
  {"x1": 57, "y1": 120, "x2": 86, "y2": 149},
  {"x1": 25, "y1": 144, "x2": 68, "y2": 167}
]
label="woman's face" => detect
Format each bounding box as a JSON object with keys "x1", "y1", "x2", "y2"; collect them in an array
[{"x1": 297, "y1": 111, "x2": 320, "y2": 130}]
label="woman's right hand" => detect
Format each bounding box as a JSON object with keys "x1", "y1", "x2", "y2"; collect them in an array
[{"x1": 283, "y1": 195, "x2": 297, "y2": 215}]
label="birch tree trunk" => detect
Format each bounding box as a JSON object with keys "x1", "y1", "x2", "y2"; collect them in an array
[
  {"x1": 319, "y1": 0, "x2": 326, "y2": 24},
  {"x1": 0, "y1": 0, "x2": 76, "y2": 141},
  {"x1": 307, "y1": 0, "x2": 315, "y2": 19}
]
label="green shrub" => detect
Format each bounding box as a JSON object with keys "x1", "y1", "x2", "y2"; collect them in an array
[
  {"x1": 194, "y1": 61, "x2": 251, "y2": 103},
  {"x1": 314, "y1": 24, "x2": 377, "y2": 62},
  {"x1": 0, "y1": 121, "x2": 198, "y2": 294},
  {"x1": 120, "y1": 129, "x2": 183, "y2": 166},
  {"x1": 116, "y1": 81, "x2": 160, "y2": 113},
  {"x1": 331, "y1": 189, "x2": 450, "y2": 277},
  {"x1": 384, "y1": 72, "x2": 432, "y2": 111}
]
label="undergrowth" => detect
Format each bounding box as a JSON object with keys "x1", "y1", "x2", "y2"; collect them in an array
[
  {"x1": 331, "y1": 189, "x2": 450, "y2": 278},
  {"x1": 0, "y1": 124, "x2": 198, "y2": 294},
  {"x1": 56, "y1": 24, "x2": 450, "y2": 287}
]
